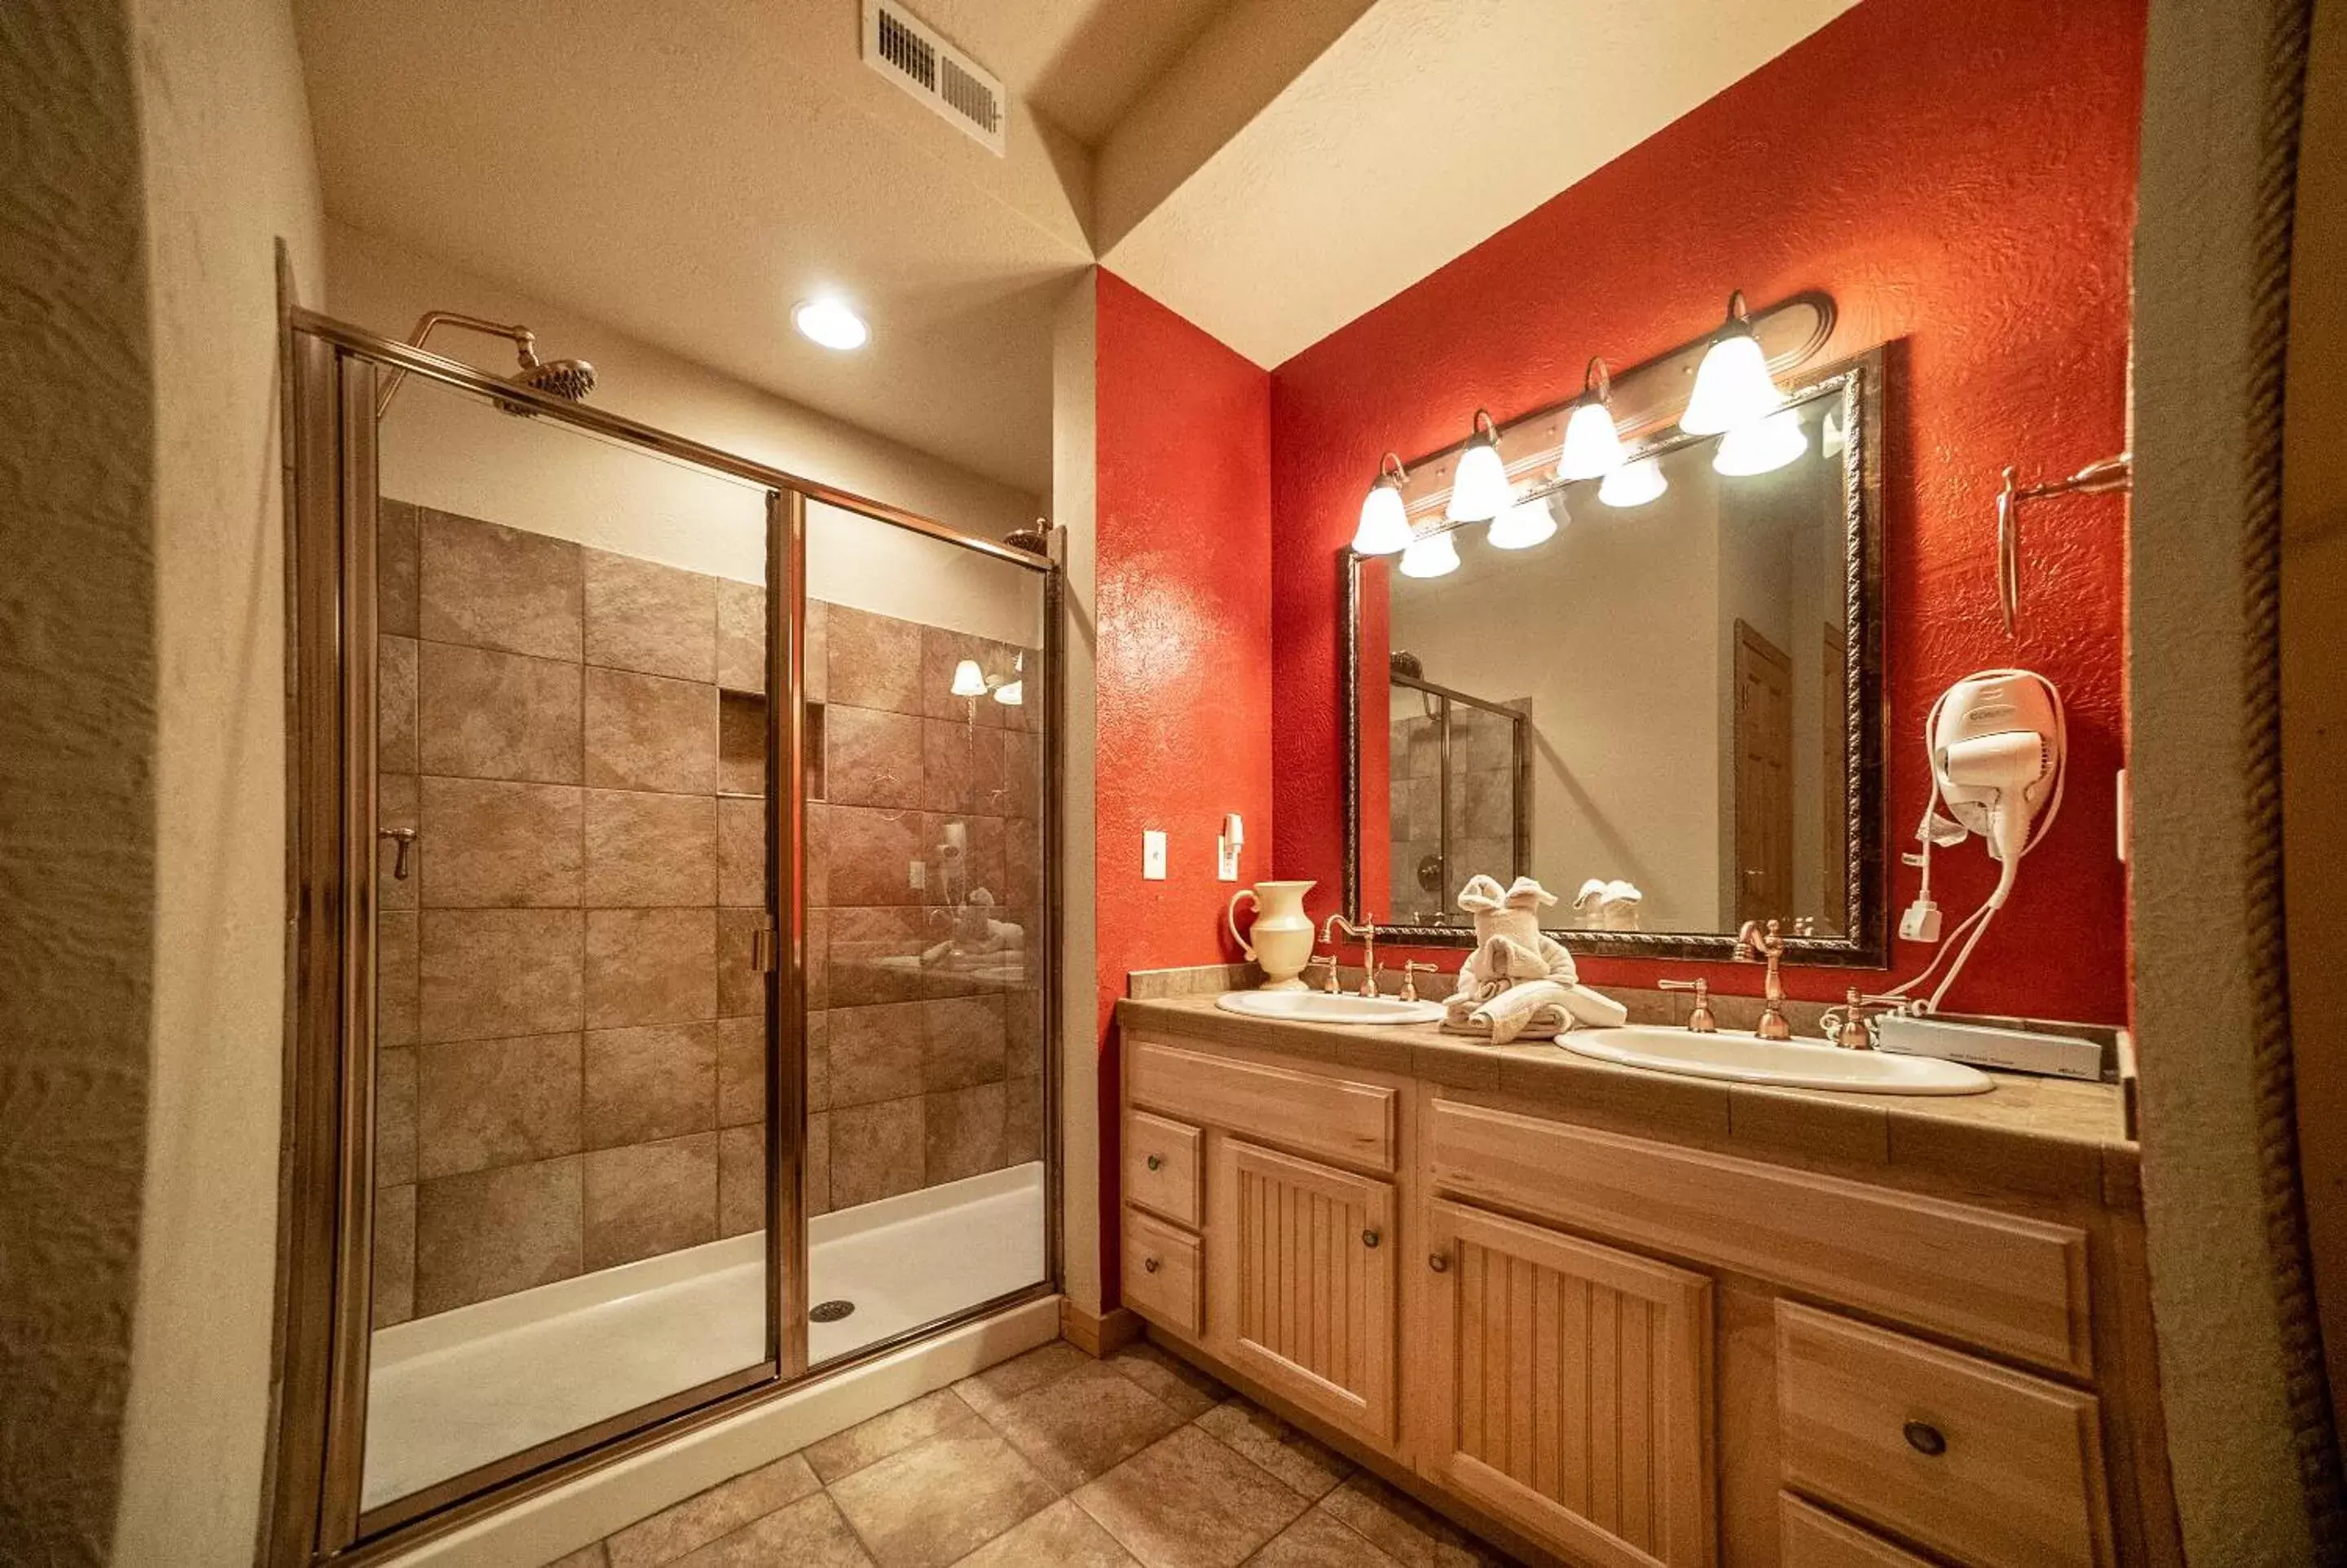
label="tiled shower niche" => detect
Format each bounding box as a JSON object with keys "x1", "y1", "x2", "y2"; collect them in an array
[{"x1": 371, "y1": 500, "x2": 1042, "y2": 1328}]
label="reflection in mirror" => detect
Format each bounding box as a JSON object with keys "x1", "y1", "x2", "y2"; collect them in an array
[{"x1": 1352, "y1": 359, "x2": 1880, "y2": 958}]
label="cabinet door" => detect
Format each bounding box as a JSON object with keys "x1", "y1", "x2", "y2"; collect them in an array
[
  {"x1": 1422, "y1": 1200, "x2": 1715, "y2": 1568},
  {"x1": 1209, "y1": 1139, "x2": 1397, "y2": 1439}
]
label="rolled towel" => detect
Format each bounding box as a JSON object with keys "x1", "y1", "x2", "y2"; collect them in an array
[{"x1": 1559, "y1": 982, "x2": 1630, "y2": 1029}]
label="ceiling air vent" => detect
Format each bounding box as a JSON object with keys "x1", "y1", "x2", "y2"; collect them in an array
[{"x1": 861, "y1": 0, "x2": 1006, "y2": 157}]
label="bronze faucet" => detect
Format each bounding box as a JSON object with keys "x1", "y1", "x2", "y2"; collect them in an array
[
  {"x1": 1834, "y1": 987, "x2": 1893, "y2": 1051},
  {"x1": 1399, "y1": 960, "x2": 1440, "y2": 1002},
  {"x1": 1658, "y1": 977, "x2": 1717, "y2": 1033},
  {"x1": 1734, "y1": 918, "x2": 1793, "y2": 1041},
  {"x1": 1320, "y1": 912, "x2": 1380, "y2": 998}
]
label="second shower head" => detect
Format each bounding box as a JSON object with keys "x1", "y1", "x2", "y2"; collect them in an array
[{"x1": 376, "y1": 311, "x2": 597, "y2": 418}]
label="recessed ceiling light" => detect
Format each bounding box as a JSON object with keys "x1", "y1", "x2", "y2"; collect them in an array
[{"x1": 794, "y1": 297, "x2": 869, "y2": 351}]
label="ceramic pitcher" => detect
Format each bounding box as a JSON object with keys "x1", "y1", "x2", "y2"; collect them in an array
[{"x1": 1227, "y1": 879, "x2": 1317, "y2": 991}]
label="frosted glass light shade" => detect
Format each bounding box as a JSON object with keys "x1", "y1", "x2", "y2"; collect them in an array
[
  {"x1": 1597, "y1": 456, "x2": 1668, "y2": 509},
  {"x1": 1446, "y1": 438, "x2": 1513, "y2": 522},
  {"x1": 1398, "y1": 531, "x2": 1462, "y2": 577},
  {"x1": 950, "y1": 658, "x2": 988, "y2": 698},
  {"x1": 1487, "y1": 495, "x2": 1559, "y2": 550},
  {"x1": 1680, "y1": 329, "x2": 1781, "y2": 435},
  {"x1": 1353, "y1": 478, "x2": 1413, "y2": 555},
  {"x1": 992, "y1": 680, "x2": 1023, "y2": 707},
  {"x1": 1558, "y1": 399, "x2": 1627, "y2": 481},
  {"x1": 1713, "y1": 407, "x2": 1807, "y2": 476}
]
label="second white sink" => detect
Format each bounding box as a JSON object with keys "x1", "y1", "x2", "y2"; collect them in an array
[
  {"x1": 1561, "y1": 1025, "x2": 1993, "y2": 1095},
  {"x1": 1217, "y1": 989, "x2": 1446, "y2": 1025}
]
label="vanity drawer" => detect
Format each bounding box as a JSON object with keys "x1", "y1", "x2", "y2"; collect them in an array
[
  {"x1": 1124, "y1": 1110, "x2": 1202, "y2": 1226},
  {"x1": 1776, "y1": 1302, "x2": 2112, "y2": 1568},
  {"x1": 1123, "y1": 1207, "x2": 1202, "y2": 1336},
  {"x1": 1427, "y1": 1099, "x2": 2093, "y2": 1375},
  {"x1": 1127, "y1": 1037, "x2": 1396, "y2": 1172},
  {"x1": 1779, "y1": 1494, "x2": 1934, "y2": 1566}
]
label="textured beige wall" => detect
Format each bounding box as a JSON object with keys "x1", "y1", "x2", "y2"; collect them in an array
[
  {"x1": 0, "y1": 2, "x2": 159, "y2": 1560},
  {"x1": 2133, "y1": 0, "x2": 2323, "y2": 1557},
  {"x1": 109, "y1": 0, "x2": 326, "y2": 1558},
  {"x1": 1050, "y1": 272, "x2": 1102, "y2": 1315},
  {"x1": 2288, "y1": 0, "x2": 2347, "y2": 1450}
]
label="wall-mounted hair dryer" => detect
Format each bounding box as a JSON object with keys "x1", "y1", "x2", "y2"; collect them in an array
[{"x1": 1892, "y1": 669, "x2": 2067, "y2": 1012}]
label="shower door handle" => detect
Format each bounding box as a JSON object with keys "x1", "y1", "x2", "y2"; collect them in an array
[{"x1": 378, "y1": 826, "x2": 416, "y2": 881}]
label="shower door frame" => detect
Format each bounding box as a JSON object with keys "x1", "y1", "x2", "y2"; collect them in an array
[{"x1": 271, "y1": 311, "x2": 1064, "y2": 1566}]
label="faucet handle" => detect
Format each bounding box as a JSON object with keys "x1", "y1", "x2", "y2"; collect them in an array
[
  {"x1": 1658, "y1": 977, "x2": 1716, "y2": 1033},
  {"x1": 1398, "y1": 960, "x2": 1440, "y2": 1003},
  {"x1": 1314, "y1": 947, "x2": 1342, "y2": 994}
]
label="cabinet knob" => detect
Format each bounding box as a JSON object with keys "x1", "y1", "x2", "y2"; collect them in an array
[
  {"x1": 1429, "y1": 1253, "x2": 1451, "y2": 1273},
  {"x1": 1146, "y1": 1154, "x2": 1163, "y2": 1171},
  {"x1": 1902, "y1": 1420, "x2": 1947, "y2": 1456},
  {"x1": 1361, "y1": 1229, "x2": 1381, "y2": 1249},
  {"x1": 1143, "y1": 1256, "x2": 1160, "y2": 1275}
]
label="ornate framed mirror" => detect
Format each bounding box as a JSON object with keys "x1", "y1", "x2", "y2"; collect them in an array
[{"x1": 1343, "y1": 350, "x2": 1887, "y2": 964}]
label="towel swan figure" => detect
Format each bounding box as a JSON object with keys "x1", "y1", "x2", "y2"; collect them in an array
[{"x1": 1441, "y1": 875, "x2": 1628, "y2": 1044}]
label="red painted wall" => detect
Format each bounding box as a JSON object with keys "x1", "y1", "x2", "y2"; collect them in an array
[
  {"x1": 1268, "y1": 0, "x2": 2145, "y2": 1024},
  {"x1": 1094, "y1": 271, "x2": 1275, "y2": 1291}
]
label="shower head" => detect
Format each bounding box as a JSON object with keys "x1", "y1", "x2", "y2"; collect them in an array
[
  {"x1": 509, "y1": 355, "x2": 596, "y2": 402},
  {"x1": 376, "y1": 311, "x2": 597, "y2": 418},
  {"x1": 493, "y1": 350, "x2": 596, "y2": 416}
]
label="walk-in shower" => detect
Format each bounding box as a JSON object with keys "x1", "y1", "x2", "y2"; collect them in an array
[{"x1": 271, "y1": 311, "x2": 1058, "y2": 1561}]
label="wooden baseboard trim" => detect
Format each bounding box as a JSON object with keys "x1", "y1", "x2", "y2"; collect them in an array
[{"x1": 1059, "y1": 1299, "x2": 1143, "y2": 1358}]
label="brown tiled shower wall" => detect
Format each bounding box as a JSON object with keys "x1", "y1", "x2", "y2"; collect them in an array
[{"x1": 371, "y1": 501, "x2": 1042, "y2": 1328}]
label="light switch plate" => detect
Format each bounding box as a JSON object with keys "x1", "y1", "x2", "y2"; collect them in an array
[
  {"x1": 1217, "y1": 832, "x2": 1240, "y2": 881},
  {"x1": 1143, "y1": 830, "x2": 1168, "y2": 881}
]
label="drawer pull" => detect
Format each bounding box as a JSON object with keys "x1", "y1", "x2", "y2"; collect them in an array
[
  {"x1": 1143, "y1": 1256, "x2": 1161, "y2": 1274},
  {"x1": 1903, "y1": 1420, "x2": 1948, "y2": 1456},
  {"x1": 1362, "y1": 1229, "x2": 1382, "y2": 1249},
  {"x1": 1429, "y1": 1252, "x2": 1451, "y2": 1273},
  {"x1": 1146, "y1": 1154, "x2": 1163, "y2": 1171}
]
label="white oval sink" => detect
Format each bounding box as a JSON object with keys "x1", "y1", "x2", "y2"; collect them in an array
[
  {"x1": 1216, "y1": 990, "x2": 1446, "y2": 1026},
  {"x1": 1561, "y1": 1025, "x2": 1993, "y2": 1095}
]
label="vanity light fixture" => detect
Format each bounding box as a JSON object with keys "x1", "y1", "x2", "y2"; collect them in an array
[
  {"x1": 1353, "y1": 452, "x2": 1414, "y2": 555},
  {"x1": 1398, "y1": 529, "x2": 1462, "y2": 578},
  {"x1": 950, "y1": 658, "x2": 988, "y2": 698},
  {"x1": 1597, "y1": 456, "x2": 1668, "y2": 509},
  {"x1": 1680, "y1": 290, "x2": 1784, "y2": 436},
  {"x1": 993, "y1": 651, "x2": 1024, "y2": 707},
  {"x1": 794, "y1": 297, "x2": 870, "y2": 351},
  {"x1": 1486, "y1": 492, "x2": 1559, "y2": 550},
  {"x1": 1557, "y1": 358, "x2": 1629, "y2": 481},
  {"x1": 1713, "y1": 407, "x2": 1808, "y2": 477},
  {"x1": 1445, "y1": 409, "x2": 1513, "y2": 523}
]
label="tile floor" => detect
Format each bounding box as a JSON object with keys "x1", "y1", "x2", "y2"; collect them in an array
[{"x1": 550, "y1": 1337, "x2": 1521, "y2": 1568}]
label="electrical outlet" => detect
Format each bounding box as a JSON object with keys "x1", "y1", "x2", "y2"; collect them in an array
[
  {"x1": 909, "y1": 859, "x2": 926, "y2": 891},
  {"x1": 1143, "y1": 830, "x2": 1167, "y2": 881}
]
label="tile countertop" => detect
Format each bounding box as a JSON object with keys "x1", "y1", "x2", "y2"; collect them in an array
[{"x1": 1115, "y1": 989, "x2": 2140, "y2": 1214}]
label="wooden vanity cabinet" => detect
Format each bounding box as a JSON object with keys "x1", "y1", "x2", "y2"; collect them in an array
[
  {"x1": 1117, "y1": 1023, "x2": 2171, "y2": 1568},
  {"x1": 1209, "y1": 1139, "x2": 1397, "y2": 1439},
  {"x1": 1420, "y1": 1200, "x2": 1715, "y2": 1568}
]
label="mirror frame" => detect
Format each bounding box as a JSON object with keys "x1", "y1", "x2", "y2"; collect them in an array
[{"x1": 1342, "y1": 347, "x2": 1888, "y2": 966}]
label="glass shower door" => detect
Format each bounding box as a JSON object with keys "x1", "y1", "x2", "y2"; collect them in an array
[
  {"x1": 800, "y1": 497, "x2": 1051, "y2": 1363},
  {"x1": 359, "y1": 371, "x2": 781, "y2": 1519}
]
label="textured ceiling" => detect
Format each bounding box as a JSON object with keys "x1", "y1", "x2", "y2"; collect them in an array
[
  {"x1": 294, "y1": 0, "x2": 1147, "y2": 494},
  {"x1": 911, "y1": 0, "x2": 1234, "y2": 143},
  {"x1": 296, "y1": 0, "x2": 1861, "y2": 491},
  {"x1": 1100, "y1": 0, "x2": 1861, "y2": 368}
]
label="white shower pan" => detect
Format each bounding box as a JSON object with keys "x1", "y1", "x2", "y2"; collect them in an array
[{"x1": 363, "y1": 1161, "x2": 1046, "y2": 1511}]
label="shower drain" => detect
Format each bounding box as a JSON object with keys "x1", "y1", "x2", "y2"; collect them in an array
[{"x1": 810, "y1": 1300, "x2": 856, "y2": 1324}]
